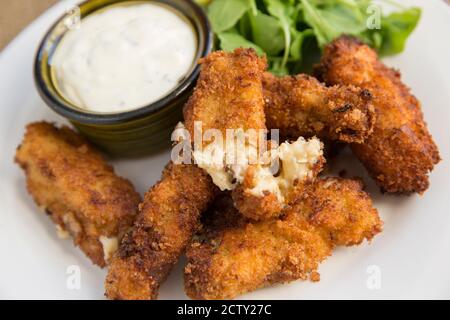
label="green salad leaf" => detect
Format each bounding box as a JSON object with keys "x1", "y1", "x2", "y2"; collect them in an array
[
  {"x1": 207, "y1": 0, "x2": 253, "y2": 32},
  {"x1": 377, "y1": 7, "x2": 421, "y2": 56},
  {"x1": 217, "y1": 32, "x2": 265, "y2": 55},
  {"x1": 249, "y1": 11, "x2": 285, "y2": 56},
  {"x1": 300, "y1": 0, "x2": 371, "y2": 47},
  {"x1": 197, "y1": 0, "x2": 421, "y2": 75},
  {"x1": 265, "y1": 0, "x2": 294, "y2": 69}
]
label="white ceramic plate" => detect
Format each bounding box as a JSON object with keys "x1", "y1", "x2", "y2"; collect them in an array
[{"x1": 1, "y1": 0, "x2": 449, "y2": 300}]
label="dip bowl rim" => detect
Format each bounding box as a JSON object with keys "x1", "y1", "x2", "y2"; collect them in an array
[{"x1": 34, "y1": 0, "x2": 213, "y2": 125}]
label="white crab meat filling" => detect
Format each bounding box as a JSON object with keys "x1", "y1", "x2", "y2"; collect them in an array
[
  {"x1": 247, "y1": 137, "x2": 323, "y2": 201},
  {"x1": 193, "y1": 129, "x2": 260, "y2": 191},
  {"x1": 194, "y1": 131, "x2": 323, "y2": 204},
  {"x1": 99, "y1": 236, "x2": 118, "y2": 263},
  {"x1": 193, "y1": 142, "x2": 233, "y2": 190},
  {"x1": 56, "y1": 225, "x2": 70, "y2": 240},
  {"x1": 276, "y1": 136, "x2": 323, "y2": 192},
  {"x1": 248, "y1": 166, "x2": 284, "y2": 202}
]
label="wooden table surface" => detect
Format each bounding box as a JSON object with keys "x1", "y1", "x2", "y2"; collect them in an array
[{"x1": 0, "y1": 0, "x2": 58, "y2": 51}]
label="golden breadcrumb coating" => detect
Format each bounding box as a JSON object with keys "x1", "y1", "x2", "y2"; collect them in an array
[
  {"x1": 105, "y1": 163, "x2": 218, "y2": 300},
  {"x1": 185, "y1": 194, "x2": 333, "y2": 300},
  {"x1": 231, "y1": 170, "x2": 288, "y2": 221},
  {"x1": 184, "y1": 48, "x2": 267, "y2": 136},
  {"x1": 185, "y1": 49, "x2": 329, "y2": 222},
  {"x1": 263, "y1": 72, "x2": 375, "y2": 143},
  {"x1": 15, "y1": 122, "x2": 141, "y2": 267},
  {"x1": 185, "y1": 48, "x2": 294, "y2": 220},
  {"x1": 107, "y1": 49, "x2": 266, "y2": 299},
  {"x1": 299, "y1": 177, "x2": 382, "y2": 246},
  {"x1": 231, "y1": 166, "x2": 283, "y2": 221},
  {"x1": 185, "y1": 177, "x2": 382, "y2": 300},
  {"x1": 315, "y1": 36, "x2": 440, "y2": 194}
]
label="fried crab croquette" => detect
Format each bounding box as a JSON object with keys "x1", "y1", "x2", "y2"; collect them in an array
[
  {"x1": 183, "y1": 48, "x2": 268, "y2": 137},
  {"x1": 106, "y1": 48, "x2": 271, "y2": 299},
  {"x1": 106, "y1": 49, "x2": 269, "y2": 300},
  {"x1": 183, "y1": 48, "x2": 324, "y2": 221},
  {"x1": 105, "y1": 163, "x2": 218, "y2": 300},
  {"x1": 315, "y1": 36, "x2": 440, "y2": 194},
  {"x1": 184, "y1": 48, "x2": 283, "y2": 220},
  {"x1": 232, "y1": 137, "x2": 325, "y2": 221},
  {"x1": 184, "y1": 177, "x2": 382, "y2": 300},
  {"x1": 15, "y1": 122, "x2": 141, "y2": 267},
  {"x1": 263, "y1": 72, "x2": 375, "y2": 143}
]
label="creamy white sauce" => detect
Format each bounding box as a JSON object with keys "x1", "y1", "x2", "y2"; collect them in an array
[{"x1": 51, "y1": 2, "x2": 197, "y2": 113}]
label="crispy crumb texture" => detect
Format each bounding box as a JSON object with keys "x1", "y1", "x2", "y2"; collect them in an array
[
  {"x1": 185, "y1": 178, "x2": 382, "y2": 300},
  {"x1": 183, "y1": 48, "x2": 267, "y2": 136},
  {"x1": 14, "y1": 122, "x2": 141, "y2": 267},
  {"x1": 105, "y1": 163, "x2": 218, "y2": 300},
  {"x1": 263, "y1": 72, "x2": 375, "y2": 143},
  {"x1": 232, "y1": 137, "x2": 325, "y2": 221},
  {"x1": 107, "y1": 49, "x2": 267, "y2": 300},
  {"x1": 315, "y1": 36, "x2": 440, "y2": 194}
]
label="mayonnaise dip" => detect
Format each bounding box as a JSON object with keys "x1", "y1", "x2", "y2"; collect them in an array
[{"x1": 51, "y1": 2, "x2": 197, "y2": 113}]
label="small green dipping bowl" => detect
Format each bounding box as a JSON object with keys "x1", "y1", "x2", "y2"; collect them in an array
[{"x1": 34, "y1": 0, "x2": 212, "y2": 157}]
